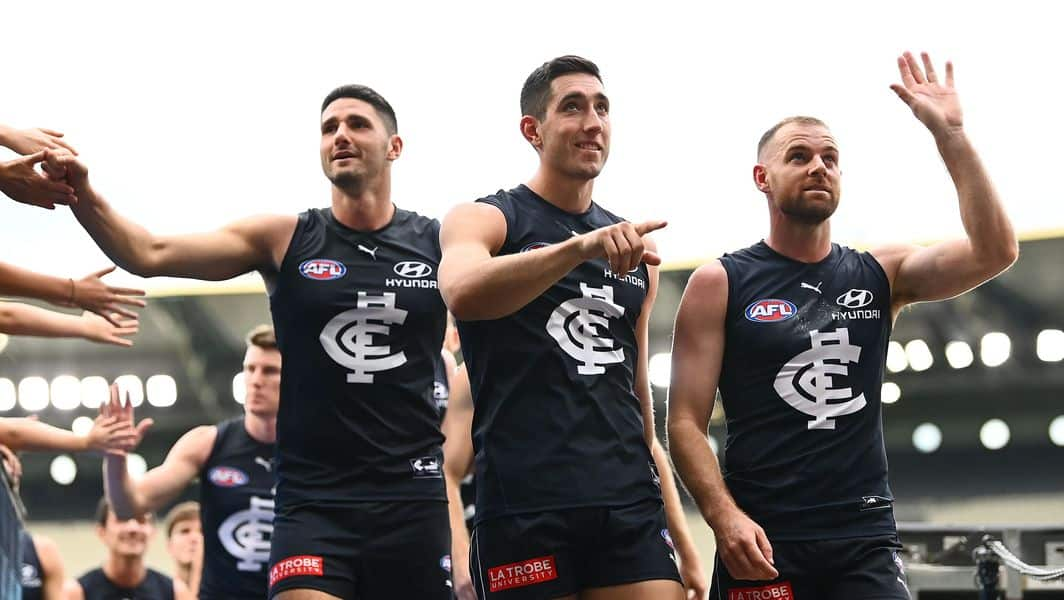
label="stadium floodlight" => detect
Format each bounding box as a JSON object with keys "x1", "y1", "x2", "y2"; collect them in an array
[
  {"x1": 50, "y1": 375, "x2": 82, "y2": 411},
  {"x1": 648, "y1": 352, "x2": 671, "y2": 388},
  {"x1": 1049, "y1": 416, "x2": 1064, "y2": 447},
  {"x1": 80, "y1": 376, "x2": 110, "y2": 409},
  {"x1": 146, "y1": 375, "x2": 177, "y2": 408},
  {"x1": 71, "y1": 416, "x2": 95, "y2": 437},
  {"x1": 50, "y1": 455, "x2": 77, "y2": 485},
  {"x1": 945, "y1": 341, "x2": 974, "y2": 369},
  {"x1": 979, "y1": 418, "x2": 1010, "y2": 450},
  {"x1": 18, "y1": 377, "x2": 50, "y2": 412},
  {"x1": 881, "y1": 382, "x2": 901, "y2": 405},
  {"x1": 905, "y1": 340, "x2": 934, "y2": 372},
  {"x1": 886, "y1": 341, "x2": 908, "y2": 373},
  {"x1": 232, "y1": 373, "x2": 246, "y2": 405},
  {"x1": 0, "y1": 378, "x2": 15, "y2": 412},
  {"x1": 980, "y1": 332, "x2": 1011, "y2": 367},
  {"x1": 1036, "y1": 329, "x2": 1064, "y2": 362},
  {"x1": 115, "y1": 375, "x2": 144, "y2": 407},
  {"x1": 912, "y1": 423, "x2": 943, "y2": 453}
]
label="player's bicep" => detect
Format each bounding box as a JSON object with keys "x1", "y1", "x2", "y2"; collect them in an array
[
  {"x1": 148, "y1": 214, "x2": 295, "y2": 280},
  {"x1": 885, "y1": 239, "x2": 1002, "y2": 309},
  {"x1": 439, "y1": 204, "x2": 506, "y2": 290},
  {"x1": 668, "y1": 263, "x2": 728, "y2": 430}
]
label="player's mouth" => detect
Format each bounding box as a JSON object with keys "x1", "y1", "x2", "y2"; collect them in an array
[
  {"x1": 332, "y1": 150, "x2": 358, "y2": 161},
  {"x1": 575, "y1": 141, "x2": 603, "y2": 153}
]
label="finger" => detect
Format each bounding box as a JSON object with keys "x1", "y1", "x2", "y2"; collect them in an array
[
  {"x1": 93, "y1": 308, "x2": 121, "y2": 328},
  {"x1": 611, "y1": 229, "x2": 633, "y2": 274},
  {"x1": 633, "y1": 219, "x2": 668, "y2": 235},
  {"x1": 643, "y1": 249, "x2": 662, "y2": 266},
  {"x1": 889, "y1": 84, "x2": 916, "y2": 107},
  {"x1": 896, "y1": 55, "x2": 917, "y2": 88},
  {"x1": 54, "y1": 137, "x2": 78, "y2": 155},
  {"x1": 745, "y1": 537, "x2": 778, "y2": 579},
  {"x1": 920, "y1": 52, "x2": 938, "y2": 83},
  {"x1": 108, "y1": 286, "x2": 146, "y2": 297},
  {"x1": 945, "y1": 60, "x2": 955, "y2": 88},
  {"x1": 90, "y1": 265, "x2": 117, "y2": 279},
  {"x1": 601, "y1": 231, "x2": 621, "y2": 273},
  {"x1": 107, "y1": 305, "x2": 141, "y2": 320},
  {"x1": 756, "y1": 528, "x2": 775, "y2": 565},
  {"x1": 105, "y1": 337, "x2": 134, "y2": 347},
  {"x1": 903, "y1": 51, "x2": 926, "y2": 84},
  {"x1": 621, "y1": 225, "x2": 645, "y2": 273},
  {"x1": 136, "y1": 418, "x2": 154, "y2": 437},
  {"x1": 19, "y1": 150, "x2": 48, "y2": 166},
  {"x1": 42, "y1": 178, "x2": 76, "y2": 195},
  {"x1": 41, "y1": 128, "x2": 64, "y2": 137},
  {"x1": 113, "y1": 296, "x2": 148, "y2": 307}
]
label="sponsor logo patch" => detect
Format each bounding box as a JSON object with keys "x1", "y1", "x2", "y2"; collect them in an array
[
  {"x1": 410, "y1": 455, "x2": 442, "y2": 479},
  {"x1": 208, "y1": 466, "x2": 249, "y2": 488},
  {"x1": 299, "y1": 258, "x2": 346, "y2": 281},
  {"x1": 393, "y1": 261, "x2": 432, "y2": 278},
  {"x1": 269, "y1": 555, "x2": 323, "y2": 586},
  {"x1": 836, "y1": 288, "x2": 874, "y2": 309},
  {"x1": 745, "y1": 299, "x2": 797, "y2": 322},
  {"x1": 488, "y1": 555, "x2": 558, "y2": 592},
  {"x1": 728, "y1": 581, "x2": 794, "y2": 600}
]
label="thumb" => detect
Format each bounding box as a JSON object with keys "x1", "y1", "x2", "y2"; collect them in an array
[
  {"x1": 90, "y1": 265, "x2": 117, "y2": 279},
  {"x1": 642, "y1": 250, "x2": 662, "y2": 266},
  {"x1": 890, "y1": 84, "x2": 915, "y2": 107},
  {"x1": 136, "y1": 418, "x2": 154, "y2": 436},
  {"x1": 18, "y1": 150, "x2": 47, "y2": 166},
  {"x1": 756, "y1": 528, "x2": 775, "y2": 566}
]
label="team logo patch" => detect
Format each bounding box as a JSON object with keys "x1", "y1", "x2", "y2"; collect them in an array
[
  {"x1": 728, "y1": 581, "x2": 794, "y2": 600},
  {"x1": 488, "y1": 555, "x2": 558, "y2": 592},
  {"x1": 269, "y1": 555, "x2": 323, "y2": 586},
  {"x1": 745, "y1": 299, "x2": 797, "y2": 322},
  {"x1": 393, "y1": 261, "x2": 432, "y2": 278},
  {"x1": 208, "y1": 466, "x2": 249, "y2": 488},
  {"x1": 299, "y1": 258, "x2": 346, "y2": 281},
  {"x1": 774, "y1": 328, "x2": 866, "y2": 430},
  {"x1": 836, "y1": 288, "x2": 874, "y2": 309},
  {"x1": 521, "y1": 241, "x2": 551, "y2": 252}
]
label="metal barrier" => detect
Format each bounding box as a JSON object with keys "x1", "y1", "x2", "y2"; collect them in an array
[
  {"x1": 0, "y1": 464, "x2": 25, "y2": 600},
  {"x1": 899, "y1": 523, "x2": 1064, "y2": 599}
]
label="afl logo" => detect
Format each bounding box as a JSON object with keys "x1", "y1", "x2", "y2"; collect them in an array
[
  {"x1": 209, "y1": 466, "x2": 249, "y2": 488},
  {"x1": 393, "y1": 261, "x2": 432, "y2": 278},
  {"x1": 836, "y1": 289, "x2": 874, "y2": 309},
  {"x1": 299, "y1": 259, "x2": 346, "y2": 281},
  {"x1": 521, "y1": 241, "x2": 551, "y2": 252},
  {"x1": 744, "y1": 297, "x2": 795, "y2": 321},
  {"x1": 661, "y1": 529, "x2": 675, "y2": 550},
  {"x1": 745, "y1": 299, "x2": 797, "y2": 322}
]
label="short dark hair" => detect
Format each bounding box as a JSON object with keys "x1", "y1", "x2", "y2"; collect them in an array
[
  {"x1": 757, "y1": 116, "x2": 830, "y2": 159},
  {"x1": 321, "y1": 84, "x2": 398, "y2": 135},
  {"x1": 520, "y1": 55, "x2": 602, "y2": 120},
  {"x1": 164, "y1": 501, "x2": 200, "y2": 539},
  {"x1": 246, "y1": 324, "x2": 276, "y2": 350}
]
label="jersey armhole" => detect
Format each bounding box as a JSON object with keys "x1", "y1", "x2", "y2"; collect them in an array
[
  {"x1": 200, "y1": 421, "x2": 229, "y2": 475},
  {"x1": 270, "y1": 211, "x2": 315, "y2": 299},
  {"x1": 474, "y1": 196, "x2": 513, "y2": 254}
]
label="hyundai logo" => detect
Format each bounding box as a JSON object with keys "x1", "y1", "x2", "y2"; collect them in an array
[
  {"x1": 836, "y1": 289, "x2": 874, "y2": 309},
  {"x1": 393, "y1": 261, "x2": 432, "y2": 278}
]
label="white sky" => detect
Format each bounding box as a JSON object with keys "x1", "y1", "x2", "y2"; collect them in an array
[{"x1": 3, "y1": 0, "x2": 1061, "y2": 292}]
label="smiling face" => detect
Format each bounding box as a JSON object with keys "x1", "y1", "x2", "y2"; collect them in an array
[
  {"x1": 523, "y1": 73, "x2": 611, "y2": 181},
  {"x1": 754, "y1": 121, "x2": 841, "y2": 224},
  {"x1": 98, "y1": 509, "x2": 155, "y2": 559}
]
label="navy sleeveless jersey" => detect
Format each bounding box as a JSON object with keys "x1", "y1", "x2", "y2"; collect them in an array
[
  {"x1": 77, "y1": 568, "x2": 173, "y2": 600},
  {"x1": 19, "y1": 531, "x2": 42, "y2": 600},
  {"x1": 269, "y1": 207, "x2": 447, "y2": 508},
  {"x1": 199, "y1": 418, "x2": 275, "y2": 599},
  {"x1": 718, "y1": 241, "x2": 895, "y2": 540},
  {"x1": 457, "y1": 185, "x2": 660, "y2": 523}
]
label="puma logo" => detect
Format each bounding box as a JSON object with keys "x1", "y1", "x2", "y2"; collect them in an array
[
  {"x1": 254, "y1": 457, "x2": 272, "y2": 472},
  {"x1": 801, "y1": 281, "x2": 823, "y2": 294},
  {"x1": 357, "y1": 244, "x2": 378, "y2": 260}
]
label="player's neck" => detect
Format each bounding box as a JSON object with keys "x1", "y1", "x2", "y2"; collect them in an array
[
  {"x1": 766, "y1": 217, "x2": 833, "y2": 263},
  {"x1": 331, "y1": 176, "x2": 395, "y2": 231},
  {"x1": 526, "y1": 169, "x2": 595, "y2": 214},
  {"x1": 244, "y1": 413, "x2": 277, "y2": 444},
  {"x1": 103, "y1": 554, "x2": 146, "y2": 588}
]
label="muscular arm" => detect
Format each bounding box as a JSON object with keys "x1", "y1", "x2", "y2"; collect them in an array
[
  {"x1": 438, "y1": 202, "x2": 665, "y2": 321},
  {"x1": 878, "y1": 53, "x2": 1017, "y2": 316},
  {"x1": 105, "y1": 425, "x2": 215, "y2": 520},
  {"x1": 32, "y1": 534, "x2": 67, "y2": 600},
  {"x1": 667, "y1": 262, "x2": 776, "y2": 581},
  {"x1": 442, "y1": 363, "x2": 475, "y2": 600}
]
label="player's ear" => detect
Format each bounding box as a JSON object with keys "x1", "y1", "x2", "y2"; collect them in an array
[
  {"x1": 753, "y1": 164, "x2": 770, "y2": 193},
  {"x1": 387, "y1": 134, "x2": 403, "y2": 161},
  {"x1": 520, "y1": 116, "x2": 542, "y2": 151}
]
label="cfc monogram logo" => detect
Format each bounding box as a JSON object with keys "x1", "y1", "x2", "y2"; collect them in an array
[
  {"x1": 547, "y1": 283, "x2": 625, "y2": 375},
  {"x1": 320, "y1": 292, "x2": 409, "y2": 383},
  {"x1": 219, "y1": 495, "x2": 274, "y2": 571},
  {"x1": 773, "y1": 328, "x2": 867, "y2": 430}
]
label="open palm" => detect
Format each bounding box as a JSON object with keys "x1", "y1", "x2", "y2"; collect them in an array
[{"x1": 890, "y1": 51, "x2": 963, "y2": 135}]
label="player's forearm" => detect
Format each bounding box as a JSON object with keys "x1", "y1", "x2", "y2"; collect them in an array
[
  {"x1": 445, "y1": 471, "x2": 472, "y2": 560},
  {"x1": 103, "y1": 454, "x2": 149, "y2": 519},
  {"x1": 443, "y1": 237, "x2": 588, "y2": 320},
  {"x1": 0, "y1": 303, "x2": 88, "y2": 339},
  {"x1": 651, "y1": 438, "x2": 701, "y2": 563},
  {"x1": 0, "y1": 125, "x2": 15, "y2": 150},
  {"x1": 0, "y1": 419, "x2": 89, "y2": 452},
  {"x1": 936, "y1": 131, "x2": 1018, "y2": 268},
  {"x1": 668, "y1": 419, "x2": 741, "y2": 531},
  {"x1": 70, "y1": 184, "x2": 167, "y2": 277}
]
